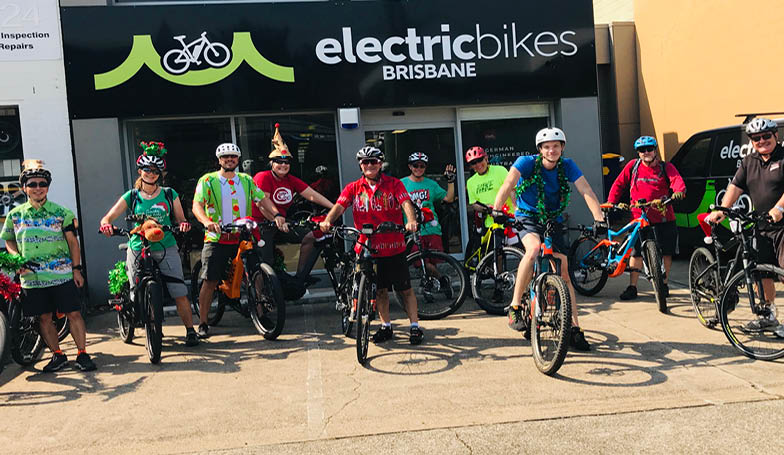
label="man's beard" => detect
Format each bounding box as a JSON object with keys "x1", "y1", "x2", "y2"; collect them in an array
[{"x1": 221, "y1": 164, "x2": 238, "y2": 172}]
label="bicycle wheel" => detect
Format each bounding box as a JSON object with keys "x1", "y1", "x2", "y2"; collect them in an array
[
  {"x1": 356, "y1": 273, "x2": 372, "y2": 365},
  {"x1": 642, "y1": 240, "x2": 667, "y2": 313},
  {"x1": 472, "y1": 247, "x2": 524, "y2": 315},
  {"x1": 143, "y1": 280, "x2": 164, "y2": 364},
  {"x1": 248, "y1": 263, "x2": 286, "y2": 340},
  {"x1": 531, "y1": 274, "x2": 572, "y2": 376},
  {"x1": 720, "y1": 265, "x2": 784, "y2": 360},
  {"x1": 567, "y1": 236, "x2": 609, "y2": 296},
  {"x1": 9, "y1": 302, "x2": 44, "y2": 366},
  {"x1": 190, "y1": 260, "x2": 226, "y2": 326},
  {"x1": 688, "y1": 247, "x2": 720, "y2": 329},
  {"x1": 402, "y1": 250, "x2": 466, "y2": 320},
  {"x1": 117, "y1": 290, "x2": 134, "y2": 343},
  {"x1": 340, "y1": 269, "x2": 355, "y2": 337},
  {"x1": 0, "y1": 310, "x2": 8, "y2": 375}
]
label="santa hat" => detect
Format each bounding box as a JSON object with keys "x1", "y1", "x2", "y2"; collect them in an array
[{"x1": 269, "y1": 123, "x2": 292, "y2": 159}]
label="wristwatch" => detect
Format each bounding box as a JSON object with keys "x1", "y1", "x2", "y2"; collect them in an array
[
  {"x1": 73, "y1": 264, "x2": 83, "y2": 271},
  {"x1": 275, "y1": 213, "x2": 285, "y2": 218}
]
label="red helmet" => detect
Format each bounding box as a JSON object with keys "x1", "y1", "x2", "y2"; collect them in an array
[{"x1": 465, "y1": 146, "x2": 486, "y2": 162}]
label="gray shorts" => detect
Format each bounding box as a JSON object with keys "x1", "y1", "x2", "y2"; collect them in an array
[{"x1": 126, "y1": 246, "x2": 188, "y2": 299}]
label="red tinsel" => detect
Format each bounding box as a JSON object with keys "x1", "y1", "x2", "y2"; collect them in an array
[{"x1": 0, "y1": 272, "x2": 21, "y2": 301}]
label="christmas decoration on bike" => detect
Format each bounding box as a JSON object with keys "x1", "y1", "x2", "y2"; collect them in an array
[
  {"x1": 0, "y1": 251, "x2": 28, "y2": 272},
  {"x1": 514, "y1": 155, "x2": 571, "y2": 223},
  {"x1": 139, "y1": 141, "x2": 168, "y2": 157},
  {"x1": 108, "y1": 260, "x2": 129, "y2": 296},
  {"x1": 130, "y1": 219, "x2": 165, "y2": 242},
  {"x1": 0, "y1": 272, "x2": 21, "y2": 300}
]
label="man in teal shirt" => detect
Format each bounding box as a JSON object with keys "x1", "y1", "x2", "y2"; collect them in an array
[
  {"x1": 1, "y1": 160, "x2": 96, "y2": 372},
  {"x1": 401, "y1": 152, "x2": 456, "y2": 298}
]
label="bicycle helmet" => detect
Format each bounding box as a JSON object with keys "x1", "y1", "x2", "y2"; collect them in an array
[
  {"x1": 464, "y1": 146, "x2": 486, "y2": 162},
  {"x1": 19, "y1": 159, "x2": 51, "y2": 185},
  {"x1": 356, "y1": 146, "x2": 384, "y2": 161},
  {"x1": 535, "y1": 127, "x2": 567, "y2": 146},
  {"x1": 215, "y1": 143, "x2": 241, "y2": 157},
  {"x1": 633, "y1": 136, "x2": 658, "y2": 150},
  {"x1": 746, "y1": 117, "x2": 779, "y2": 136},
  {"x1": 408, "y1": 152, "x2": 429, "y2": 164},
  {"x1": 136, "y1": 154, "x2": 166, "y2": 171},
  {"x1": 315, "y1": 165, "x2": 328, "y2": 175}
]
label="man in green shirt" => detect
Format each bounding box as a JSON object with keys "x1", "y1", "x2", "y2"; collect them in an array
[
  {"x1": 465, "y1": 146, "x2": 515, "y2": 228},
  {"x1": 1, "y1": 160, "x2": 96, "y2": 372},
  {"x1": 401, "y1": 152, "x2": 456, "y2": 297},
  {"x1": 192, "y1": 143, "x2": 287, "y2": 338}
]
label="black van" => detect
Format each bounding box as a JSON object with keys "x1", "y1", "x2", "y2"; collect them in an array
[{"x1": 670, "y1": 117, "x2": 784, "y2": 253}]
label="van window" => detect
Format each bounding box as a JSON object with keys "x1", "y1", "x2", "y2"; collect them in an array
[
  {"x1": 710, "y1": 131, "x2": 750, "y2": 178},
  {"x1": 671, "y1": 136, "x2": 711, "y2": 179}
]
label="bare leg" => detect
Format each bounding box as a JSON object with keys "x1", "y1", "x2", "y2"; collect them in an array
[
  {"x1": 511, "y1": 233, "x2": 541, "y2": 308},
  {"x1": 629, "y1": 256, "x2": 643, "y2": 287},
  {"x1": 38, "y1": 313, "x2": 60, "y2": 353},
  {"x1": 400, "y1": 288, "x2": 419, "y2": 323},
  {"x1": 554, "y1": 252, "x2": 580, "y2": 327},
  {"x1": 174, "y1": 295, "x2": 194, "y2": 329},
  {"x1": 663, "y1": 255, "x2": 673, "y2": 284},
  {"x1": 198, "y1": 280, "x2": 219, "y2": 325},
  {"x1": 376, "y1": 288, "x2": 391, "y2": 324}
]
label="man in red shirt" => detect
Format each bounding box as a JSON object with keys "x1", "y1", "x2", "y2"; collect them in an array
[
  {"x1": 607, "y1": 136, "x2": 686, "y2": 300},
  {"x1": 319, "y1": 146, "x2": 423, "y2": 344}
]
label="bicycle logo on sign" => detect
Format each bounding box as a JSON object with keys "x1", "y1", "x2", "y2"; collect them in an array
[{"x1": 162, "y1": 32, "x2": 232, "y2": 75}]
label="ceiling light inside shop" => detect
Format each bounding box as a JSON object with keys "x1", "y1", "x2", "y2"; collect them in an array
[{"x1": 392, "y1": 129, "x2": 407, "y2": 134}]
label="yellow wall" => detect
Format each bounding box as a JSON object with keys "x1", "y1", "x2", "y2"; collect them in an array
[{"x1": 635, "y1": 0, "x2": 784, "y2": 159}]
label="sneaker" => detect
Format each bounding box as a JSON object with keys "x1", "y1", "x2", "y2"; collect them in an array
[
  {"x1": 409, "y1": 326, "x2": 424, "y2": 345},
  {"x1": 371, "y1": 325, "x2": 393, "y2": 344},
  {"x1": 75, "y1": 352, "x2": 97, "y2": 372},
  {"x1": 742, "y1": 317, "x2": 780, "y2": 333},
  {"x1": 439, "y1": 276, "x2": 454, "y2": 299},
  {"x1": 197, "y1": 323, "x2": 210, "y2": 338},
  {"x1": 569, "y1": 327, "x2": 591, "y2": 352},
  {"x1": 42, "y1": 352, "x2": 68, "y2": 372},
  {"x1": 185, "y1": 329, "x2": 200, "y2": 347},
  {"x1": 619, "y1": 285, "x2": 637, "y2": 301},
  {"x1": 507, "y1": 305, "x2": 527, "y2": 332}
]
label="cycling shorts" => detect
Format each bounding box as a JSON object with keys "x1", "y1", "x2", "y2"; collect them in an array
[
  {"x1": 515, "y1": 216, "x2": 568, "y2": 254},
  {"x1": 376, "y1": 253, "x2": 411, "y2": 292}
]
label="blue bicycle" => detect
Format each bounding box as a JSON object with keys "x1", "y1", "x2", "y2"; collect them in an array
[{"x1": 568, "y1": 198, "x2": 672, "y2": 313}]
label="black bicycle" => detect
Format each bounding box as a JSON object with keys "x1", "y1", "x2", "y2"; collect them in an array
[
  {"x1": 103, "y1": 215, "x2": 179, "y2": 363},
  {"x1": 190, "y1": 219, "x2": 285, "y2": 340},
  {"x1": 692, "y1": 206, "x2": 784, "y2": 360}
]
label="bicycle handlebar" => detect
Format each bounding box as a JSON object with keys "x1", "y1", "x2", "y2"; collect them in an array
[{"x1": 708, "y1": 204, "x2": 772, "y2": 224}]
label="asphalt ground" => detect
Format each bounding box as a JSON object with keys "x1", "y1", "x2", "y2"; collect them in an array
[{"x1": 1, "y1": 259, "x2": 783, "y2": 454}]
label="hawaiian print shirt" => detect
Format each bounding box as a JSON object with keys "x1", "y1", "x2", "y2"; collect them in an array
[{"x1": 193, "y1": 171, "x2": 265, "y2": 243}]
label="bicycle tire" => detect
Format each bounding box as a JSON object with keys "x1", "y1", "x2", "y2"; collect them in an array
[
  {"x1": 117, "y1": 290, "x2": 134, "y2": 343},
  {"x1": 190, "y1": 260, "x2": 226, "y2": 326},
  {"x1": 567, "y1": 236, "x2": 609, "y2": 296},
  {"x1": 340, "y1": 270, "x2": 355, "y2": 338},
  {"x1": 356, "y1": 273, "x2": 371, "y2": 365},
  {"x1": 720, "y1": 265, "x2": 784, "y2": 360},
  {"x1": 472, "y1": 247, "x2": 524, "y2": 315},
  {"x1": 9, "y1": 302, "x2": 44, "y2": 367},
  {"x1": 0, "y1": 310, "x2": 8, "y2": 375},
  {"x1": 55, "y1": 313, "x2": 69, "y2": 342},
  {"x1": 642, "y1": 240, "x2": 668, "y2": 313},
  {"x1": 688, "y1": 247, "x2": 720, "y2": 329},
  {"x1": 248, "y1": 263, "x2": 286, "y2": 340},
  {"x1": 401, "y1": 250, "x2": 466, "y2": 320},
  {"x1": 143, "y1": 280, "x2": 164, "y2": 364},
  {"x1": 531, "y1": 274, "x2": 572, "y2": 376}
]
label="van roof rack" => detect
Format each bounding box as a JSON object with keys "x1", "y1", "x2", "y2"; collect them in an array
[{"x1": 735, "y1": 112, "x2": 784, "y2": 123}]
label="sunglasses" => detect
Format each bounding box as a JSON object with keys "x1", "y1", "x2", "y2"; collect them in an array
[
  {"x1": 272, "y1": 159, "x2": 291, "y2": 165},
  {"x1": 750, "y1": 133, "x2": 774, "y2": 143},
  {"x1": 637, "y1": 147, "x2": 657, "y2": 153},
  {"x1": 141, "y1": 167, "x2": 161, "y2": 174},
  {"x1": 360, "y1": 159, "x2": 381, "y2": 166},
  {"x1": 468, "y1": 158, "x2": 485, "y2": 166},
  {"x1": 25, "y1": 181, "x2": 50, "y2": 188},
  {"x1": 410, "y1": 163, "x2": 427, "y2": 169}
]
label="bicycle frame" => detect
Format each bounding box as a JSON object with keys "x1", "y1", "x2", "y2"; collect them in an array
[
  {"x1": 529, "y1": 225, "x2": 562, "y2": 312},
  {"x1": 464, "y1": 220, "x2": 516, "y2": 273},
  {"x1": 578, "y1": 210, "x2": 653, "y2": 278}
]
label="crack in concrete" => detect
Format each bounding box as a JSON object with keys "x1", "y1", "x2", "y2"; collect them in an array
[
  {"x1": 323, "y1": 365, "x2": 362, "y2": 431},
  {"x1": 454, "y1": 430, "x2": 473, "y2": 454}
]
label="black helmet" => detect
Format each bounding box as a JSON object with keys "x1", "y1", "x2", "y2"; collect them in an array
[
  {"x1": 356, "y1": 146, "x2": 384, "y2": 161},
  {"x1": 19, "y1": 160, "x2": 52, "y2": 185}
]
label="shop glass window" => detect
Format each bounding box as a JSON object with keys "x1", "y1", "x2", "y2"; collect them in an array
[
  {"x1": 671, "y1": 136, "x2": 711, "y2": 180},
  {"x1": 365, "y1": 128, "x2": 462, "y2": 254},
  {"x1": 0, "y1": 106, "x2": 25, "y2": 224}
]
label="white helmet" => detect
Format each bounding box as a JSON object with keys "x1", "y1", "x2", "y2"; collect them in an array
[
  {"x1": 746, "y1": 118, "x2": 779, "y2": 136},
  {"x1": 535, "y1": 127, "x2": 567, "y2": 147},
  {"x1": 215, "y1": 143, "x2": 241, "y2": 157}
]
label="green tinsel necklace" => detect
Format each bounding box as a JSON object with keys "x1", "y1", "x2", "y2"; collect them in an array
[{"x1": 514, "y1": 155, "x2": 571, "y2": 223}]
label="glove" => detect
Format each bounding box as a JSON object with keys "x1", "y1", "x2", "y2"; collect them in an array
[
  {"x1": 615, "y1": 203, "x2": 630, "y2": 211},
  {"x1": 492, "y1": 210, "x2": 509, "y2": 224},
  {"x1": 443, "y1": 169, "x2": 456, "y2": 183},
  {"x1": 672, "y1": 191, "x2": 686, "y2": 200},
  {"x1": 593, "y1": 221, "x2": 608, "y2": 237}
]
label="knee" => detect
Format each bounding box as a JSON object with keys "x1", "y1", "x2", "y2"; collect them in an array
[
  {"x1": 39, "y1": 313, "x2": 53, "y2": 323},
  {"x1": 66, "y1": 311, "x2": 84, "y2": 323}
]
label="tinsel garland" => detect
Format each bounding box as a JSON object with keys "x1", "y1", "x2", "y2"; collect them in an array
[
  {"x1": 273, "y1": 247, "x2": 287, "y2": 272},
  {"x1": 139, "y1": 141, "x2": 167, "y2": 157},
  {"x1": 0, "y1": 251, "x2": 28, "y2": 272},
  {"x1": 0, "y1": 272, "x2": 21, "y2": 301},
  {"x1": 108, "y1": 260, "x2": 129, "y2": 296},
  {"x1": 514, "y1": 155, "x2": 571, "y2": 223}
]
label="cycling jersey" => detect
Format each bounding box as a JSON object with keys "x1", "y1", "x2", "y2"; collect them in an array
[
  {"x1": 607, "y1": 160, "x2": 685, "y2": 223},
  {"x1": 252, "y1": 170, "x2": 309, "y2": 219},
  {"x1": 336, "y1": 174, "x2": 411, "y2": 257}
]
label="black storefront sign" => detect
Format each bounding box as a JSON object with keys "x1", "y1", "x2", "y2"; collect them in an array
[{"x1": 61, "y1": 1, "x2": 596, "y2": 119}]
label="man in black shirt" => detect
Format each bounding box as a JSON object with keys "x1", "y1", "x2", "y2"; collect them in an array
[{"x1": 706, "y1": 117, "x2": 784, "y2": 331}]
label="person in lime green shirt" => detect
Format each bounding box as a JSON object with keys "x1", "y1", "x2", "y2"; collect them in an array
[
  {"x1": 100, "y1": 141, "x2": 200, "y2": 347},
  {"x1": 465, "y1": 146, "x2": 516, "y2": 228},
  {"x1": 191, "y1": 142, "x2": 287, "y2": 338}
]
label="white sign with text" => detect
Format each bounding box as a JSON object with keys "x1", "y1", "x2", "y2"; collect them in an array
[{"x1": 0, "y1": 0, "x2": 61, "y2": 61}]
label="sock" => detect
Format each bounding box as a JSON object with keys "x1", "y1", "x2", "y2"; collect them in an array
[
  {"x1": 382, "y1": 322, "x2": 391, "y2": 328},
  {"x1": 410, "y1": 322, "x2": 419, "y2": 328},
  {"x1": 54, "y1": 349, "x2": 63, "y2": 355},
  {"x1": 78, "y1": 349, "x2": 87, "y2": 355}
]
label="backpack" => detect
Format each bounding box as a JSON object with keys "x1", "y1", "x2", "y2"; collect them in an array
[
  {"x1": 630, "y1": 159, "x2": 672, "y2": 194},
  {"x1": 129, "y1": 187, "x2": 176, "y2": 226}
]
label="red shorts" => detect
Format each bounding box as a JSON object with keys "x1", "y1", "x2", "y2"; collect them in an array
[{"x1": 410, "y1": 234, "x2": 444, "y2": 265}]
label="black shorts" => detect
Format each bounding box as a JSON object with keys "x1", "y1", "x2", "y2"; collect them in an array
[
  {"x1": 376, "y1": 253, "x2": 411, "y2": 292},
  {"x1": 515, "y1": 217, "x2": 569, "y2": 254},
  {"x1": 755, "y1": 227, "x2": 784, "y2": 268},
  {"x1": 21, "y1": 280, "x2": 81, "y2": 317},
  {"x1": 200, "y1": 242, "x2": 237, "y2": 281},
  {"x1": 632, "y1": 221, "x2": 677, "y2": 257}
]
